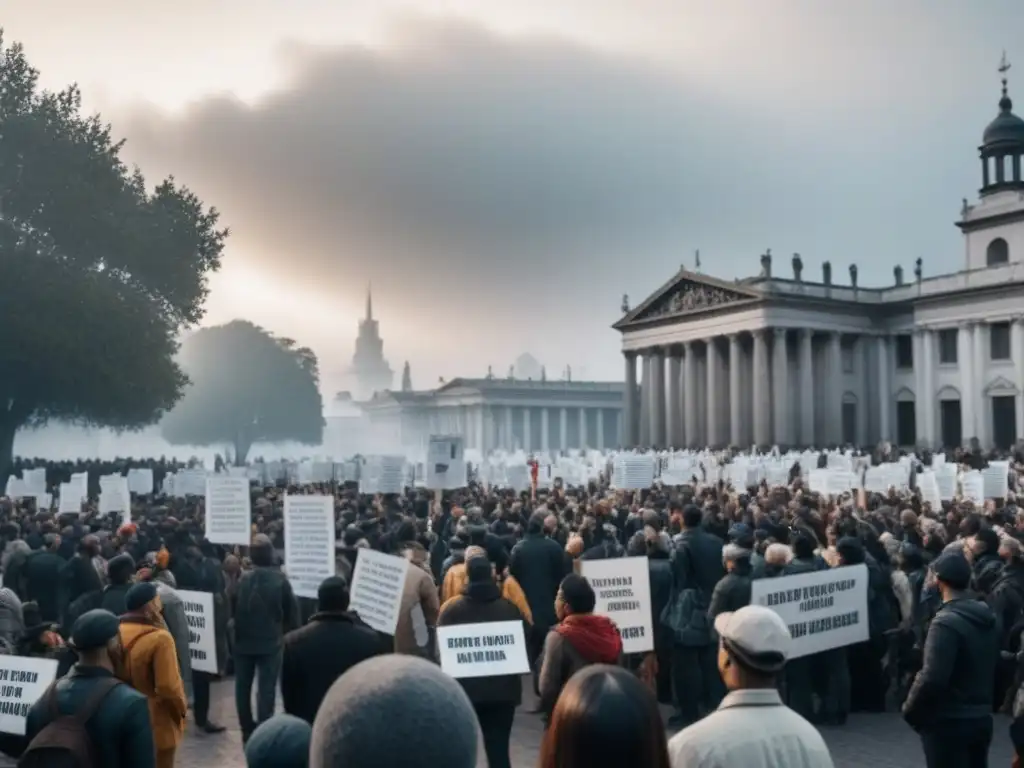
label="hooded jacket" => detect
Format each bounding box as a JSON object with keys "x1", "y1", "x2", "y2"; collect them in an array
[
  {"x1": 538, "y1": 613, "x2": 623, "y2": 716},
  {"x1": 903, "y1": 597, "x2": 999, "y2": 729}
]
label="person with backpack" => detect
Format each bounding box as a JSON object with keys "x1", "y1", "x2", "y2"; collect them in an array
[
  {"x1": 117, "y1": 582, "x2": 187, "y2": 768},
  {"x1": 20, "y1": 608, "x2": 155, "y2": 768}
]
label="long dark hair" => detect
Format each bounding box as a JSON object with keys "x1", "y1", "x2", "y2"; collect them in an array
[{"x1": 539, "y1": 665, "x2": 670, "y2": 768}]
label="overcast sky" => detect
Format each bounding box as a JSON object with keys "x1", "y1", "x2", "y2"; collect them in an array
[{"x1": 5, "y1": 0, "x2": 1023, "y2": 392}]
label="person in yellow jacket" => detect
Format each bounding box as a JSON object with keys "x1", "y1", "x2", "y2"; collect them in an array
[
  {"x1": 118, "y1": 581, "x2": 188, "y2": 768},
  {"x1": 440, "y1": 546, "x2": 533, "y2": 625}
]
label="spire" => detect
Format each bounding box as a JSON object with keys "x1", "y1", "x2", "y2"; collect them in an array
[
  {"x1": 365, "y1": 283, "x2": 373, "y2": 321},
  {"x1": 999, "y1": 50, "x2": 1013, "y2": 112},
  {"x1": 401, "y1": 361, "x2": 412, "y2": 391}
]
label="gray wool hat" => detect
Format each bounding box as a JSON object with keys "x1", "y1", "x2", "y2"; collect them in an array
[{"x1": 310, "y1": 655, "x2": 479, "y2": 768}]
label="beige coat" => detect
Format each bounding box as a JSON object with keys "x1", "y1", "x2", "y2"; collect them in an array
[{"x1": 393, "y1": 550, "x2": 440, "y2": 656}]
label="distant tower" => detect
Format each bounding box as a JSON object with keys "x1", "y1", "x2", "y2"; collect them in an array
[
  {"x1": 401, "y1": 361, "x2": 412, "y2": 392},
  {"x1": 348, "y1": 284, "x2": 393, "y2": 400}
]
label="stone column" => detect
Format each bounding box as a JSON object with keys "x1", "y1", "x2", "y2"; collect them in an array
[
  {"x1": 973, "y1": 323, "x2": 989, "y2": 446},
  {"x1": 826, "y1": 332, "x2": 842, "y2": 444},
  {"x1": 752, "y1": 330, "x2": 771, "y2": 446},
  {"x1": 706, "y1": 338, "x2": 721, "y2": 446},
  {"x1": 595, "y1": 409, "x2": 605, "y2": 449},
  {"x1": 639, "y1": 354, "x2": 651, "y2": 446},
  {"x1": 857, "y1": 336, "x2": 870, "y2": 446},
  {"x1": 475, "y1": 406, "x2": 485, "y2": 452},
  {"x1": 922, "y1": 328, "x2": 936, "y2": 446},
  {"x1": 559, "y1": 407, "x2": 568, "y2": 451},
  {"x1": 577, "y1": 407, "x2": 587, "y2": 448},
  {"x1": 667, "y1": 350, "x2": 683, "y2": 448},
  {"x1": 771, "y1": 328, "x2": 790, "y2": 445},
  {"x1": 1014, "y1": 317, "x2": 1024, "y2": 443},
  {"x1": 729, "y1": 334, "x2": 743, "y2": 447},
  {"x1": 522, "y1": 407, "x2": 532, "y2": 452},
  {"x1": 504, "y1": 406, "x2": 514, "y2": 450},
  {"x1": 876, "y1": 335, "x2": 890, "y2": 442},
  {"x1": 540, "y1": 408, "x2": 550, "y2": 452},
  {"x1": 958, "y1": 323, "x2": 975, "y2": 443},
  {"x1": 799, "y1": 329, "x2": 815, "y2": 446},
  {"x1": 649, "y1": 348, "x2": 666, "y2": 448},
  {"x1": 623, "y1": 352, "x2": 637, "y2": 447},
  {"x1": 683, "y1": 341, "x2": 698, "y2": 447}
]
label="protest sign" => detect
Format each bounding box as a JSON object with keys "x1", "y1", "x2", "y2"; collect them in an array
[
  {"x1": 750, "y1": 563, "x2": 869, "y2": 658},
  {"x1": 177, "y1": 590, "x2": 218, "y2": 675},
  {"x1": 204, "y1": 476, "x2": 252, "y2": 546},
  {"x1": 426, "y1": 436, "x2": 467, "y2": 490},
  {"x1": 0, "y1": 656, "x2": 59, "y2": 735},
  {"x1": 610, "y1": 455, "x2": 655, "y2": 490},
  {"x1": 437, "y1": 620, "x2": 530, "y2": 679},
  {"x1": 349, "y1": 548, "x2": 409, "y2": 635},
  {"x1": 283, "y1": 494, "x2": 335, "y2": 599},
  {"x1": 580, "y1": 556, "x2": 654, "y2": 653}
]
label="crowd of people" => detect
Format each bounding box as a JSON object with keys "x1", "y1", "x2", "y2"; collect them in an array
[{"x1": 0, "y1": 442, "x2": 1021, "y2": 768}]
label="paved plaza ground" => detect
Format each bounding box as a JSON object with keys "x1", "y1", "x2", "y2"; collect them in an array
[{"x1": 6, "y1": 676, "x2": 1005, "y2": 768}]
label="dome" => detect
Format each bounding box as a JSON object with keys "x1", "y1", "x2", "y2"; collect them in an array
[{"x1": 983, "y1": 92, "x2": 1024, "y2": 146}]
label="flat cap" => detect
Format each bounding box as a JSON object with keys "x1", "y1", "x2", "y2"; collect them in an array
[
  {"x1": 932, "y1": 551, "x2": 972, "y2": 590},
  {"x1": 72, "y1": 609, "x2": 121, "y2": 651},
  {"x1": 125, "y1": 581, "x2": 158, "y2": 612}
]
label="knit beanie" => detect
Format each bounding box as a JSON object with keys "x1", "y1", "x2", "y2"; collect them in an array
[{"x1": 310, "y1": 655, "x2": 479, "y2": 768}]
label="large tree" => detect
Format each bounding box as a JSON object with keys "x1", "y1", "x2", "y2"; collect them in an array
[
  {"x1": 0, "y1": 33, "x2": 226, "y2": 474},
  {"x1": 161, "y1": 320, "x2": 324, "y2": 463}
]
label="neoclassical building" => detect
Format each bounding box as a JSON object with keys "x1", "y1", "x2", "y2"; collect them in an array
[
  {"x1": 615, "y1": 72, "x2": 1024, "y2": 451},
  {"x1": 360, "y1": 377, "x2": 625, "y2": 455}
]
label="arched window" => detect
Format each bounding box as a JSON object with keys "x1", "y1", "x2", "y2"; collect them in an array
[{"x1": 987, "y1": 237, "x2": 1010, "y2": 266}]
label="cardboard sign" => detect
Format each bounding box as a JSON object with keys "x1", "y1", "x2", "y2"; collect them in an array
[
  {"x1": 204, "y1": 476, "x2": 252, "y2": 546},
  {"x1": 426, "y1": 436, "x2": 467, "y2": 490},
  {"x1": 349, "y1": 548, "x2": 410, "y2": 635},
  {"x1": 750, "y1": 563, "x2": 869, "y2": 658},
  {"x1": 438, "y1": 620, "x2": 530, "y2": 679},
  {"x1": 283, "y1": 495, "x2": 335, "y2": 599},
  {"x1": 177, "y1": 590, "x2": 218, "y2": 675},
  {"x1": 0, "y1": 655, "x2": 59, "y2": 735},
  {"x1": 580, "y1": 556, "x2": 654, "y2": 654}
]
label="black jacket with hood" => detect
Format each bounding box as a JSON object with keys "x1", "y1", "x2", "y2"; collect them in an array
[{"x1": 903, "y1": 597, "x2": 999, "y2": 729}]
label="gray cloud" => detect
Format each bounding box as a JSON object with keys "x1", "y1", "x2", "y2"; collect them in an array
[{"x1": 116, "y1": 17, "x2": 1017, "y2": 379}]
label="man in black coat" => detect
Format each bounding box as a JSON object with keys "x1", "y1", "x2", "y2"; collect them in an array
[
  {"x1": 20, "y1": 609, "x2": 155, "y2": 768},
  {"x1": 438, "y1": 554, "x2": 526, "y2": 768},
  {"x1": 509, "y1": 512, "x2": 567, "y2": 670},
  {"x1": 281, "y1": 576, "x2": 383, "y2": 725},
  {"x1": 24, "y1": 534, "x2": 65, "y2": 623},
  {"x1": 903, "y1": 552, "x2": 999, "y2": 768}
]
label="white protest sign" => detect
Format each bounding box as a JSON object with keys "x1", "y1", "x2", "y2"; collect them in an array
[
  {"x1": 58, "y1": 483, "x2": 81, "y2": 515},
  {"x1": 283, "y1": 494, "x2": 335, "y2": 599},
  {"x1": 98, "y1": 474, "x2": 131, "y2": 521},
  {"x1": 0, "y1": 655, "x2": 59, "y2": 735},
  {"x1": 349, "y1": 548, "x2": 409, "y2": 635},
  {"x1": 177, "y1": 590, "x2": 218, "y2": 675},
  {"x1": 359, "y1": 455, "x2": 406, "y2": 495},
  {"x1": 204, "y1": 476, "x2": 252, "y2": 546},
  {"x1": 126, "y1": 468, "x2": 154, "y2": 495},
  {"x1": 426, "y1": 435, "x2": 467, "y2": 490},
  {"x1": 580, "y1": 556, "x2": 654, "y2": 653},
  {"x1": 611, "y1": 454, "x2": 655, "y2": 489},
  {"x1": 437, "y1": 620, "x2": 530, "y2": 679},
  {"x1": 750, "y1": 563, "x2": 869, "y2": 659}
]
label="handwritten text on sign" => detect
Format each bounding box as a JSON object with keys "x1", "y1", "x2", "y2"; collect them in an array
[
  {"x1": 283, "y1": 495, "x2": 335, "y2": 600},
  {"x1": 349, "y1": 548, "x2": 409, "y2": 635},
  {"x1": 580, "y1": 556, "x2": 654, "y2": 654},
  {"x1": 177, "y1": 589, "x2": 219, "y2": 675},
  {"x1": 0, "y1": 656, "x2": 58, "y2": 735},
  {"x1": 205, "y1": 476, "x2": 252, "y2": 546},
  {"x1": 438, "y1": 620, "x2": 530, "y2": 679},
  {"x1": 750, "y1": 563, "x2": 869, "y2": 659}
]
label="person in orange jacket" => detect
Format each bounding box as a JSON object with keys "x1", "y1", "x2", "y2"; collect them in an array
[{"x1": 118, "y1": 582, "x2": 188, "y2": 768}]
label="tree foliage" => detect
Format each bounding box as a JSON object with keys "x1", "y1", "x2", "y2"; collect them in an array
[
  {"x1": 0, "y1": 32, "x2": 227, "y2": 473},
  {"x1": 160, "y1": 320, "x2": 324, "y2": 463}
]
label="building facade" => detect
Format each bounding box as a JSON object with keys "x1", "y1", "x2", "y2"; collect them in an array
[
  {"x1": 615, "y1": 73, "x2": 1024, "y2": 451},
  {"x1": 360, "y1": 377, "x2": 625, "y2": 455},
  {"x1": 347, "y1": 287, "x2": 393, "y2": 400}
]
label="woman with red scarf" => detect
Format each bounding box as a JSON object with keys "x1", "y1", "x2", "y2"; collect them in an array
[{"x1": 538, "y1": 573, "x2": 623, "y2": 720}]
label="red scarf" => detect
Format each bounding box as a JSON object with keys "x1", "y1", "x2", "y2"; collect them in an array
[{"x1": 555, "y1": 613, "x2": 623, "y2": 663}]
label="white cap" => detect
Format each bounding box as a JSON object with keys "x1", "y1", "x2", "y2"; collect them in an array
[{"x1": 714, "y1": 605, "x2": 791, "y2": 672}]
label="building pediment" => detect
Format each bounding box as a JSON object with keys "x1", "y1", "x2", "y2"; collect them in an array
[
  {"x1": 984, "y1": 375, "x2": 1019, "y2": 395},
  {"x1": 614, "y1": 269, "x2": 763, "y2": 329}
]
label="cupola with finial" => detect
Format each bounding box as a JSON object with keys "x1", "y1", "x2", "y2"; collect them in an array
[{"x1": 980, "y1": 52, "x2": 1024, "y2": 195}]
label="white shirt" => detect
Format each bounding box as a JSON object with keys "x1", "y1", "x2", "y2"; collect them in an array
[{"x1": 668, "y1": 688, "x2": 835, "y2": 768}]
